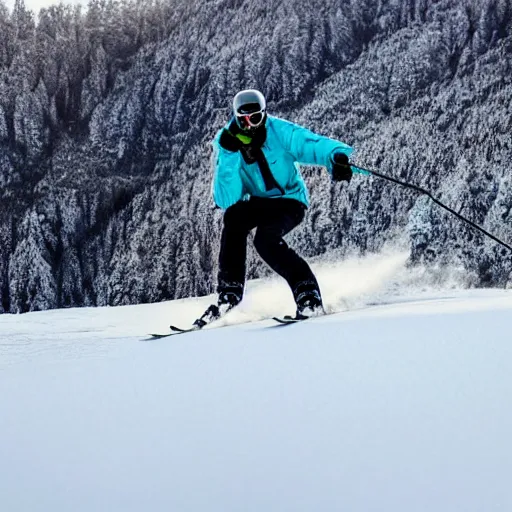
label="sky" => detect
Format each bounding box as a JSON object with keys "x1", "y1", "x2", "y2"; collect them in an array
[{"x1": 4, "y1": 0, "x2": 84, "y2": 14}]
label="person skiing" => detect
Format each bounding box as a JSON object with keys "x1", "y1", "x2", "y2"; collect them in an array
[{"x1": 197, "y1": 89, "x2": 357, "y2": 326}]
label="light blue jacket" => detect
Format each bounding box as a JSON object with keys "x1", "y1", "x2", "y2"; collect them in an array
[{"x1": 212, "y1": 115, "x2": 354, "y2": 209}]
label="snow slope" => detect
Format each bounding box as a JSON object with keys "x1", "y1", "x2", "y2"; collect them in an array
[{"x1": 1, "y1": 254, "x2": 512, "y2": 512}]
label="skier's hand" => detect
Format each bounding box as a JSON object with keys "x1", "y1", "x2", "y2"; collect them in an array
[{"x1": 332, "y1": 153, "x2": 353, "y2": 183}]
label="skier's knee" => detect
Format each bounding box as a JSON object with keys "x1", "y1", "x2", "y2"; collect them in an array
[{"x1": 254, "y1": 230, "x2": 282, "y2": 260}]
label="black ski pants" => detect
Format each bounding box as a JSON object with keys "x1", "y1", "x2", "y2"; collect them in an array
[{"x1": 218, "y1": 197, "x2": 320, "y2": 302}]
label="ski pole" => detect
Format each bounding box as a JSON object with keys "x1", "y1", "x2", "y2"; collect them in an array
[{"x1": 352, "y1": 165, "x2": 512, "y2": 253}]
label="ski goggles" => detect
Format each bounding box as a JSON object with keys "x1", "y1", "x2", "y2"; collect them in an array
[{"x1": 235, "y1": 109, "x2": 265, "y2": 129}]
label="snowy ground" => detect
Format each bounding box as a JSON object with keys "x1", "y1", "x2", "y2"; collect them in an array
[{"x1": 1, "y1": 253, "x2": 512, "y2": 512}]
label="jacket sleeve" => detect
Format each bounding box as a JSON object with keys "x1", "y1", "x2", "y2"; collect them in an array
[
  {"x1": 211, "y1": 130, "x2": 244, "y2": 209},
  {"x1": 274, "y1": 117, "x2": 354, "y2": 174}
]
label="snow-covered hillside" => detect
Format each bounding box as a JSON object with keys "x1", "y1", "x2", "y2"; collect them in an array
[
  {"x1": 1, "y1": 255, "x2": 512, "y2": 512},
  {"x1": 3, "y1": 0, "x2": 512, "y2": 313}
]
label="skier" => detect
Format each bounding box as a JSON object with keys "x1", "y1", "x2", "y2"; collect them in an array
[{"x1": 200, "y1": 89, "x2": 358, "y2": 326}]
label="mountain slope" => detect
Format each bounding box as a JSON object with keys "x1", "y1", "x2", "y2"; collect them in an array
[{"x1": 1, "y1": 0, "x2": 512, "y2": 312}]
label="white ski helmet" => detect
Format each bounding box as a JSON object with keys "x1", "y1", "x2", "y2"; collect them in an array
[{"x1": 233, "y1": 89, "x2": 267, "y2": 130}]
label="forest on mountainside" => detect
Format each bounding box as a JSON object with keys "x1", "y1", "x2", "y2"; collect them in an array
[{"x1": 0, "y1": 0, "x2": 511, "y2": 313}]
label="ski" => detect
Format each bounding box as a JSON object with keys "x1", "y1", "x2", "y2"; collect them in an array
[
  {"x1": 149, "y1": 322, "x2": 209, "y2": 339},
  {"x1": 149, "y1": 326, "x2": 199, "y2": 338},
  {"x1": 170, "y1": 325, "x2": 198, "y2": 333},
  {"x1": 272, "y1": 315, "x2": 307, "y2": 325},
  {"x1": 272, "y1": 309, "x2": 331, "y2": 325},
  {"x1": 148, "y1": 331, "x2": 186, "y2": 339},
  {"x1": 148, "y1": 325, "x2": 202, "y2": 339},
  {"x1": 149, "y1": 303, "x2": 233, "y2": 339},
  {"x1": 149, "y1": 308, "x2": 328, "y2": 338}
]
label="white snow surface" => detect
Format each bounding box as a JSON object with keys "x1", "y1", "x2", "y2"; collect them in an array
[{"x1": 1, "y1": 252, "x2": 512, "y2": 512}]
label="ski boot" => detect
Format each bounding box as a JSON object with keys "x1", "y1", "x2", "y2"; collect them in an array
[
  {"x1": 193, "y1": 284, "x2": 243, "y2": 329},
  {"x1": 294, "y1": 281, "x2": 325, "y2": 320}
]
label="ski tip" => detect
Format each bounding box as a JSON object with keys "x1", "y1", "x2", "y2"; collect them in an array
[{"x1": 169, "y1": 325, "x2": 190, "y2": 333}]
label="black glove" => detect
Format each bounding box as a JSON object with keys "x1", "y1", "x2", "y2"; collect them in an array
[{"x1": 332, "y1": 153, "x2": 353, "y2": 183}]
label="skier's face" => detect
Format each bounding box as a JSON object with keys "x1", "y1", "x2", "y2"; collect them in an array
[{"x1": 235, "y1": 102, "x2": 266, "y2": 130}]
